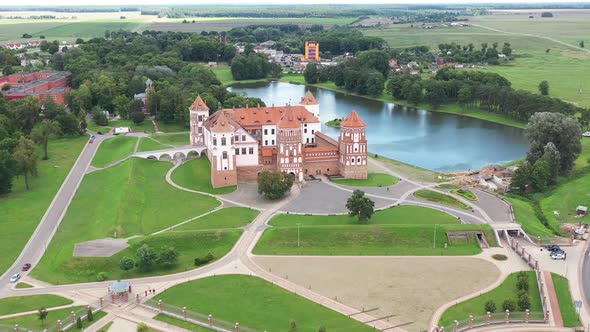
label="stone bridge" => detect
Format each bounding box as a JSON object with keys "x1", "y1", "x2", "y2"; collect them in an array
[{"x1": 133, "y1": 145, "x2": 207, "y2": 160}]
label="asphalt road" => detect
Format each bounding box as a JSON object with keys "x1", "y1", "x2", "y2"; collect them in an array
[
  {"x1": 582, "y1": 247, "x2": 590, "y2": 317},
  {"x1": 0, "y1": 133, "x2": 106, "y2": 296}
]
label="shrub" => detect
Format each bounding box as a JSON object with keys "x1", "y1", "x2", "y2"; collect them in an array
[
  {"x1": 492, "y1": 254, "x2": 508, "y2": 261},
  {"x1": 76, "y1": 316, "x2": 83, "y2": 328},
  {"x1": 502, "y1": 299, "x2": 516, "y2": 311},
  {"x1": 518, "y1": 293, "x2": 531, "y2": 310},
  {"x1": 517, "y1": 272, "x2": 530, "y2": 291},
  {"x1": 137, "y1": 322, "x2": 149, "y2": 331},
  {"x1": 96, "y1": 272, "x2": 108, "y2": 281},
  {"x1": 194, "y1": 253, "x2": 215, "y2": 266},
  {"x1": 87, "y1": 308, "x2": 94, "y2": 321},
  {"x1": 484, "y1": 300, "x2": 497, "y2": 313}
]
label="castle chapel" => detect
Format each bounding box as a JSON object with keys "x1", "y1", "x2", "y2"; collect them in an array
[{"x1": 189, "y1": 91, "x2": 368, "y2": 188}]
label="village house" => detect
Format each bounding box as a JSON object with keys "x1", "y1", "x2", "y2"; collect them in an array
[{"x1": 188, "y1": 91, "x2": 368, "y2": 188}]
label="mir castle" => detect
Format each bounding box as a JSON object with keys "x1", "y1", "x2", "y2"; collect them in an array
[{"x1": 189, "y1": 91, "x2": 368, "y2": 188}]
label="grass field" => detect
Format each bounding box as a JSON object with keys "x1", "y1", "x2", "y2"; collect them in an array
[
  {"x1": 332, "y1": 173, "x2": 399, "y2": 187},
  {"x1": 0, "y1": 295, "x2": 73, "y2": 316},
  {"x1": 155, "y1": 275, "x2": 373, "y2": 332},
  {"x1": 173, "y1": 207, "x2": 259, "y2": 231},
  {"x1": 551, "y1": 273, "x2": 582, "y2": 327},
  {"x1": 153, "y1": 133, "x2": 189, "y2": 146},
  {"x1": 0, "y1": 306, "x2": 105, "y2": 331},
  {"x1": 439, "y1": 271, "x2": 542, "y2": 326},
  {"x1": 137, "y1": 137, "x2": 170, "y2": 152},
  {"x1": 171, "y1": 158, "x2": 237, "y2": 194},
  {"x1": 32, "y1": 158, "x2": 220, "y2": 284},
  {"x1": 0, "y1": 136, "x2": 86, "y2": 275},
  {"x1": 155, "y1": 122, "x2": 189, "y2": 133},
  {"x1": 270, "y1": 205, "x2": 459, "y2": 226},
  {"x1": 506, "y1": 196, "x2": 555, "y2": 237},
  {"x1": 437, "y1": 184, "x2": 461, "y2": 190},
  {"x1": 451, "y1": 188, "x2": 478, "y2": 201},
  {"x1": 91, "y1": 135, "x2": 137, "y2": 168},
  {"x1": 211, "y1": 65, "x2": 271, "y2": 86},
  {"x1": 15, "y1": 282, "x2": 33, "y2": 289},
  {"x1": 155, "y1": 315, "x2": 213, "y2": 331},
  {"x1": 255, "y1": 223, "x2": 495, "y2": 256},
  {"x1": 540, "y1": 172, "x2": 590, "y2": 225},
  {"x1": 574, "y1": 138, "x2": 590, "y2": 172},
  {"x1": 414, "y1": 189, "x2": 472, "y2": 210},
  {"x1": 369, "y1": 154, "x2": 438, "y2": 183}
]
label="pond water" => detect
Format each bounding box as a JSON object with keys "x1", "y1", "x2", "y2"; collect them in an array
[{"x1": 228, "y1": 82, "x2": 528, "y2": 172}]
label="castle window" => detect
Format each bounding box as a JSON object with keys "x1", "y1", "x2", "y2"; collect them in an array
[
  {"x1": 231, "y1": 136, "x2": 235, "y2": 144},
  {"x1": 357, "y1": 157, "x2": 361, "y2": 163},
  {"x1": 265, "y1": 140, "x2": 268, "y2": 145},
  {"x1": 264, "y1": 129, "x2": 268, "y2": 135},
  {"x1": 242, "y1": 147, "x2": 246, "y2": 154},
  {"x1": 271, "y1": 129, "x2": 275, "y2": 134},
  {"x1": 221, "y1": 137, "x2": 227, "y2": 146},
  {"x1": 222, "y1": 151, "x2": 228, "y2": 159},
  {"x1": 198, "y1": 127, "x2": 202, "y2": 134},
  {"x1": 198, "y1": 115, "x2": 203, "y2": 122},
  {"x1": 354, "y1": 147, "x2": 358, "y2": 152},
  {"x1": 304, "y1": 129, "x2": 307, "y2": 133},
  {"x1": 242, "y1": 135, "x2": 246, "y2": 141},
  {"x1": 213, "y1": 138, "x2": 217, "y2": 146},
  {"x1": 235, "y1": 149, "x2": 239, "y2": 155},
  {"x1": 306, "y1": 138, "x2": 309, "y2": 143},
  {"x1": 249, "y1": 147, "x2": 254, "y2": 154},
  {"x1": 311, "y1": 130, "x2": 315, "y2": 134},
  {"x1": 272, "y1": 139, "x2": 275, "y2": 145}
]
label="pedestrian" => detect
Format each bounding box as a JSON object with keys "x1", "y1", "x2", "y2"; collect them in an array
[
  {"x1": 387, "y1": 187, "x2": 389, "y2": 191},
  {"x1": 145, "y1": 290, "x2": 147, "y2": 296},
  {"x1": 152, "y1": 288, "x2": 156, "y2": 294}
]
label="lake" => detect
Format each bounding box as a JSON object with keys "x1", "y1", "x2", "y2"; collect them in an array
[{"x1": 228, "y1": 82, "x2": 528, "y2": 172}]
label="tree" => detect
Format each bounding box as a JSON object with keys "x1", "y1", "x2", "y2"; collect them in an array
[
  {"x1": 304, "y1": 62, "x2": 319, "y2": 84},
  {"x1": 76, "y1": 316, "x2": 83, "y2": 328},
  {"x1": 542, "y1": 142, "x2": 561, "y2": 185},
  {"x1": 119, "y1": 256, "x2": 135, "y2": 272},
  {"x1": 518, "y1": 293, "x2": 531, "y2": 310},
  {"x1": 289, "y1": 320, "x2": 297, "y2": 332},
  {"x1": 38, "y1": 307, "x2": 48, "y2": 327},
  {"x1": 87, "y1": 307, "x2": 94, "y2": 321},
  {"x1": 136, "y1": 244, "x2": 157, "y2": 272},
  {"x1": 0, "y1": 149, "x2": 16, "y2": 195},
  {"x1": 484, "y1": 300, "x2": 496, "y2": 313},
  {"x1": 113, "y1": 95, "x2": 131, "y2": 119},
  {"x1": 92, "y1": 107, "x2": 109, "y2": 126},
  {"x1": 357, "y1": 49, "x2": 390, "y2": 76},
  {"x1": 157, "y1": 246, "x2": 178, "y2": 267},
  {"x1": 530, "y1": 158, "x2": 550, "y2": 192},
  {"x1": 502, "y1": 299, "x2": 516, "y2": 311},
  {"x1": 2, "y1": 66, "x2": 14, "y2": 76},
  {"x1": 580, "y1": 41, "x2": 585, "y2": 48},
  {"x1": 13, "y1": 136, "x2": 37, "y2": 191},
  {"x1": 31, "y1": 120, "x2": 62, "y2": 160},
  {"x1": 538, "y1": 80, "x2": 549, "y2": 96},
  {"x1": 407, "y1": 82, "x2": 423, "y2": 105},
  {"x1": 501, "y1": 42, "x2": 512, "y2": 56},
  {"x1": 526, "y1": 112, "x2": 582, "y2": 176},
  {"x1": 516, "y1": 272, "x2": 530, "y2": 291},
  {"x1": 257, "y1": 171, "x2": 294, "y2": 200},
  {"x1": 346, "y1": 190, "x2": 375, "y2": 224},
  {"x1": 130, "y1": 111, "x2": 146, "y2": 124}
]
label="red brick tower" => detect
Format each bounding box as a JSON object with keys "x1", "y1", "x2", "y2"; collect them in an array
[
  {"x1": 338, "y1": 111, "x2": 368, "y2": 179},
  {"x1": 277, "y1": 106, "x2": 304, "y2": 182}
]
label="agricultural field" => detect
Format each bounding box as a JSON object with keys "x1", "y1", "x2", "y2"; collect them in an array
[
  {"x1": 154, "y1": 275, "x2": 374, "y2": 332},
  {"x1": 0, "y1": 136, "x2": 86, "y2": 275}
]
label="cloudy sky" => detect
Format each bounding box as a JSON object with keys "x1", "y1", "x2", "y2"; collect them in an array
[{"x1": 11, "y1": 0, "x2": 590, "y2": 5}]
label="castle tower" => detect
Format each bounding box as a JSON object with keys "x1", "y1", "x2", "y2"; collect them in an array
[
  {"x1": 189, "y1": 95, "x2": 209, "y2": 146},
  {"x1": 338, "y1": 111, "x2": 368, "y2": 179},
  {"x1": 299, "y1": 90, "x2": 320, "y2": 121},
  {"x1": 277, "y1": 106, "x2": 304, "y2": 182},
  {"x1": 208, "y1": 112, "x2": 237, "y2": 188}
]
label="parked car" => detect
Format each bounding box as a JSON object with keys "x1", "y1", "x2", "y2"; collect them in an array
[
  {"x1": 97, "y1": 131, "x2": 104, "y2": 135},
  {"x1": 21, "y1": 263, "x2": 31, "y2": 271},
  {"x1": 544, "y1": 244, "x2": 561, "y2": 252},
  {"x1": 9, "y1": 273, "x2": 20, "y2": 283},
  {"x1": 582, "y1": 131, "x2": 590, "y2": 137},
  {"x1": 89, "y1": 139, "x2": 94, "y2": 144},
  {"x1": 551, "y1": 250, "x2": 566, "y2": 260}
]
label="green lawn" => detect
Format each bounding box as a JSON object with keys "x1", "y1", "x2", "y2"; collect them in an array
[
  {"x1": 574, "y1": 138, "x2": 590, "y2": 172},
  {"x1": 414, "y1": 189, "x2": 472, "y2": 210},
  {"x1": 0, "y1": 136, "x2": 86, "y2": 275},
  {"x1": 211, "y1": 65, "x2": 272, "y2": 86},
  {"x1": 505, "y1": 196, "x2": 555, "y2": 237},
  {"x1": 369, "y1": 154, "x2": 438, "y2": 183},
  {"x1": 540, "y1": 172, "x2": 590, "y2": 225},
  {"x1": 155, "y1": 122, "x2": 189, "y2": 133},
  {"x1": 171, "y1": 158, "x2": 237, "y2": 194},
  {"x1": 155, "y1": 314, "x2": 214, "y2": 331},
  {"x1": 153, "y1": 132, "x2": 189, "y2": 146},
  {"x1": 110, "y1": 119, "x2": 155, "y2": 133},
  {"x1": 137, "y1": 137, "x2": 171, "y2": 152},
  {"x1": 173, "y1": 207, "x2": 259, "y2": 231},
  {"x1": 0, "y1": 295, "x2": 73, "y2": 316},
  {"x1": 0, "y1": 306, "x2": 105, "y2": 331},
  {"x1": 255, "y1": 224, "x2": 494, "y2": 256},
  {"x1": 551, "y1": 273, "x2": 582, "y2": 327},
  {"x1": 451, "y1": 188, "x2": 478, "y2": 201},
  {"x1": 15, "y1": 282, "x2": 33, "y2": 289},
  {"x1": 155, "y1": 275, "x2": 373, "y2": 332},
  {"x1": 437, "y1": 184, "x2": 461, "y2": 190},
  {"x1": 32, "y1": 158, "x2": 220, "y2": 284},
  {"x1": 332, "y1": 173, "x2": 399, "y2": 187},
  {"x1": 270, "y1": 205, "x2": 459, "y2": 226},
  {"x1": 91, "y1": 135, "x2": 138, "y2": 168},
  {"x1": 439, "y1": 271, "x2": 542, "y2": 327}
]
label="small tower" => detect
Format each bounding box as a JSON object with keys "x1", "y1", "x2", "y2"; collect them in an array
[
  {"x1": 277, "y1": 106, "x2": 304, "y2": 182},
  {"x1": 338, "y1": 111, "x2": 368, "y2": 179},
  {"x1": 299, "y1": 90, "x2": 320, "y2": 121},
  {"x1": 209, "y1": 112, "x2": 237, "y2": 188},
  {"x1": 189, "y1": 95, "x2": 209, "y2": 146}
]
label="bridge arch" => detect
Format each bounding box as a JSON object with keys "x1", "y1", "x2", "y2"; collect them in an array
[
  {"x1": 159, "y1": 154, "x2": 172, "y2": 161},
  {"x1": 173, "y1": 151, "x2": 186, "y2": 159}
]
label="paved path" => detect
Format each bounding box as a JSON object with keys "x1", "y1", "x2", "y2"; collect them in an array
[
  {"x1": 0, "y1": 133, "x2": 107, "y2": 297},
  {"x1": 543, "y1": 270, "x2": 564, "y2": 327}
]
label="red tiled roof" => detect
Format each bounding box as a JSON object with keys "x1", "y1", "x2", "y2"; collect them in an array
[
  {"x1": 223, "y1": 105, "x2": 318, "y2": 128},
  {"x1": 277, "y1": 106, "x2": 301, "y2": 128},
  {"x1": 210, "y1": 112, "x2": 235, "y2": 133},
  {"x1": 300, "y1": 91, "x2": 318, "y2": 105},
  {"x1": 190, "y1": 95, "x2": 209, "y2": 111},
  {"x1": 340, "y1": 111, "x2": 366, "y2": 128},
  {"x1": 261, "y1": 147, "x2": 274, "y2": 157}
]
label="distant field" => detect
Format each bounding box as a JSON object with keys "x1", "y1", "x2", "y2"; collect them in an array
[{"x1": 147, "y1": 17, "x2": 354, "y2": 32}]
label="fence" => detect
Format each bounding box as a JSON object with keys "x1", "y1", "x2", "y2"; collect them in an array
[
  {"x1": 142, "y1": 298, "x2": 258, "y2": 332},
  {"x1": 436, "y1": 310, "x2": 546, "y2": 332},
  {"x1": 0, "y1": 298, "x2": 103, "y2": 332}
]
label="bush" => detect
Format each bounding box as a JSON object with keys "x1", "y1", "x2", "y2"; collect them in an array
[
  {"x1": 87, "y1": 308, "x2": 94, "y2": 321},
  {"x1": 517, "y1": 272, "x2": 530, "y2": 291},
  {"x1": 137, "y1": 322, "x2": 149, "y2": 331},
  {"x1": 502, "y1": 299, "x2": 516, "y2": 311},
  {"x1": 96, "y1": 272, "x2": 108, "y2": 281},
  {"x1": 130, "y1": 111, "x2": 146, "y2": 124},
  {"x1": 518, "y1": 293, "x2": 531, "y2": 310},
  {"x1": 492, "y1": 254, "x2": 508, "y2": 261},
  {"x1": 194, "y1": 252, "x2": 214, "y2": 266},
  {"x1": 484, "y1": 300, "x2": 497, "y2": 313},
  {"x1": 76, "y1": 316, "x2": 83, "y2": 328},
  {"x1": 92, "y1": 108, "x2": 109, "y2": 126}
]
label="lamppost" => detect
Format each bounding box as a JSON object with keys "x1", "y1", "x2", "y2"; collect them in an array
[
  {"x1": 297, "y1": 223, "x2": 301, "y2": 248},
  {"x1": 433, "y1": 224, "x2": 438, "y2": 249}
]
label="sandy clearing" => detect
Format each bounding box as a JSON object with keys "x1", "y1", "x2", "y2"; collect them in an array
[{"x1": 253, "y1": 256, "x2": 501, "y2": 332}]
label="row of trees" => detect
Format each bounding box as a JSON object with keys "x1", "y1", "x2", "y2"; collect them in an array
[
  {"x1": 119, "y1": 244, "x2": 179, "y2": 273},
  {"x1": 0, "y1": 96, "x2": 83, "y2": 195},
  {"x1": 437, "y1": 41, "x2": 512, "y2": 65},
  {"x1": 484, "y1": 272, "x2": 532, "y2": 314}
]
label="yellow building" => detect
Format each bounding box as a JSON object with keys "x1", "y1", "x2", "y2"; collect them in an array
[{"x1": 304, "y1": 41, "x2": 320, "y2": 61}]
